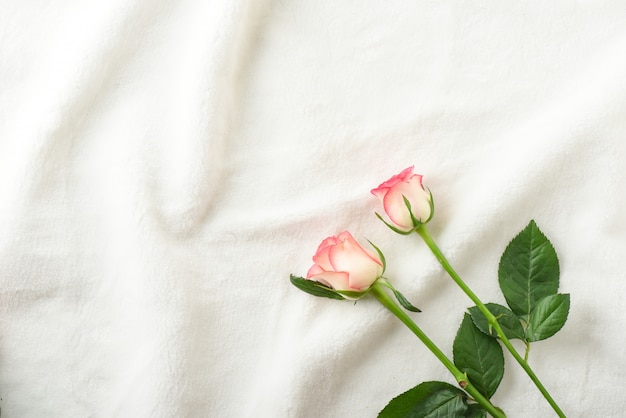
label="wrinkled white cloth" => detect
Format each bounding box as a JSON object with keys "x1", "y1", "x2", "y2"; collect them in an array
[{"x1": 1, "y1": 1, "x2": 625, "y2": 417}]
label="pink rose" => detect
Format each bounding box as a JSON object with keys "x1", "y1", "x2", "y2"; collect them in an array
[
  {"x1": 371, "y1": 166, "x2": 432, "y2": 232},
  {"x1": 306, "y1": 231, "x2": 384, "y2": 292}
]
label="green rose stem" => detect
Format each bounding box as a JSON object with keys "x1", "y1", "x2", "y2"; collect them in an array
[
  {"x1": 370, "y1": 283, "x2": 506, "y2": 418},
  {"x1": 415, "y1": 225, "x2": 566, "y2": 418}
]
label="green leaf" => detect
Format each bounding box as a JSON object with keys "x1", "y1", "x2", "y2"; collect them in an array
[
  {"x1": 289, "y1": 275, "x2": 344, "y2": 300},
  {"x1": 392, "y1": 288, "x2": 421, "y2": 312},
  {"x1": 498, "y1": 220, "x2": 560, "y2": 317},
  {"x1": 453, "y1": 314, "x2": 504, "y2": 399},
  {"x1": 526, "y1": 293, "x2": 570, "y2": 342},
  {"x1": 466, "y1": 404, "x2": 487, "y2": 418},
  {"x1": 378, "y1": 381, "x2": 469, "y2": 418},
  {"x1": 468, "y1": 303, "x2": 526, "y2": 340}
]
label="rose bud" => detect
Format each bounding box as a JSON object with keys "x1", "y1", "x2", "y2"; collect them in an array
[
  {"x1": 371, "y1": 166, "x2": 433, "y2": 233},
  {"x1": 306, "y1": 230, "x2": 384, "y2": 293}
]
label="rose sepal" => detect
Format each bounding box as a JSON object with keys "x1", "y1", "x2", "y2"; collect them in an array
[
  {"x1": 424, "y1": 189, "x2": 435, "y2": 224},
  {"x1": 375, "y1": 278, "x2": 421, "y2": 313},
  {"x1": 290, "y1": 274, "x2": 420, "y2": 308},
  {"x1": 375, "y1": 212, "x2": 415, "y2": 235},
  {"x1": 366, "y1": 239, "x2": 387, "y2": 272},
  {"x1": 403, "y1": 189, "x2": 435, "y2": 228},
  {"x1": 290, "y1": 274, "x2": 346, "y2": 300},
  {"x1": 290, "y1": 274, "x2": 376, "y2": 300},
  {"x1": 334, "y1": 288, "x2": 372, "y2": 300},
  {"x1": 403, "y1": 196, "x2": 421, "y2": 228}
]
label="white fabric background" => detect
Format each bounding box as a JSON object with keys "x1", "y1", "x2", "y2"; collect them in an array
[{"x1": 1, "y1": 1, "x2": 625, "y2": 417}]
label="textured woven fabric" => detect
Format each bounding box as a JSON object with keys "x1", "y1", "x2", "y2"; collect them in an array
[{"x1": 1, "y1": 1, "x2": 625, "y2": 416}]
